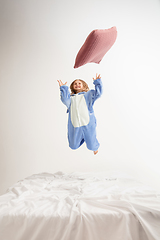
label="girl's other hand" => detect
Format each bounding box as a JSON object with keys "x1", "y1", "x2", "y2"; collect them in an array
[
  {"x1": 93, "y1": 73, "x2": 101, "y2": 81},
  {"x1": 57, "y1": 80, "x2": 67, "y2": 87}
]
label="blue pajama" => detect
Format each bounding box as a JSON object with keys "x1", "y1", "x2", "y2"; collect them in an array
[{"x1": 60, "y1": 78, "x2": 102, "y2": 151}]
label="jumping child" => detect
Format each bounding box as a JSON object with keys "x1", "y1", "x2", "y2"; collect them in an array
[{"x1": 57, "y1": 74, "x2": 102, "y2": 155}]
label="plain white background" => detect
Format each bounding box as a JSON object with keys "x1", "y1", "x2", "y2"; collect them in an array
[{"x1": 0, "y1": 0, "x2": 160, "y2": 195}]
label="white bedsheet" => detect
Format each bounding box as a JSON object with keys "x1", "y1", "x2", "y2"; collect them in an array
[{"x1": 0, "y1": 171, "x2": 160, "y2": 240}]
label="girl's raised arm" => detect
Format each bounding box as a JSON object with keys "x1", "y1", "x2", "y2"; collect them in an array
[{"x1": 58, "y1": 80, "x2": 71, "y2": 109}]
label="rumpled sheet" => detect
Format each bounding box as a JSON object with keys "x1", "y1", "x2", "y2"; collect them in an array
[{"x1": 0, "y1": 171, "x2": 160, "y2": 240}]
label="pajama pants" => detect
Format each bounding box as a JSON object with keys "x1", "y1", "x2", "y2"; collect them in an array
[{"x1": 67, "y1": 114, "x2": 100, "y2": 151}]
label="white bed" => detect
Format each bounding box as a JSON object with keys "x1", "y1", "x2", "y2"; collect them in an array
[{"x1": 0, "y1": 171, "x2": 160, "y2": 240}]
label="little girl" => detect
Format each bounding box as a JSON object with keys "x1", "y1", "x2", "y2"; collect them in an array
[{"x1": 57, "y1": 74, "x2": 102, "y2": 155}]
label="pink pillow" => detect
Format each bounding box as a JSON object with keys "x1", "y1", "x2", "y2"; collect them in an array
[{"x1": 74, "y1": 26, "x2": 117, "y2": 68}]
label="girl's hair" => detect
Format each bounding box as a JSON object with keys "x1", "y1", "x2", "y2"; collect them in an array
[{"x1": 70, "y1": 79, "x2": 89, "y2": 95}]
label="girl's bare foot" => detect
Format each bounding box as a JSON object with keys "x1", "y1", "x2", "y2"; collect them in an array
[{"x1": 94, "y1": 150, "x2": 98, "y2": 155}]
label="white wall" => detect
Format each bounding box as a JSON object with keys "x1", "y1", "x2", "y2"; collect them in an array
[{"x1": 0, "y1": 0, "x2": 160, "y2": 195}]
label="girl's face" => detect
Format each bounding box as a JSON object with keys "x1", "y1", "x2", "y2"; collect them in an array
[{"x1": 73, "y1": 80, "x2": 83, "y2": 93}]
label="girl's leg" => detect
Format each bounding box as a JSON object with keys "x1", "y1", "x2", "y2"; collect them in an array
[
  {"x1": 83, "y1": 125, "x2": 100, "y2": 153},
  {"x1": 68, "y1": 120, "x2": 85, "y2": 149}
]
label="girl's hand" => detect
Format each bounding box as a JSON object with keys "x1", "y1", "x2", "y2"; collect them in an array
[
  {"x1": 93, "y1": 73, "x2": 101, "y2": 81},
  {"x1": 57, "y1": 80, "x2": 67, "y2": 87}
]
